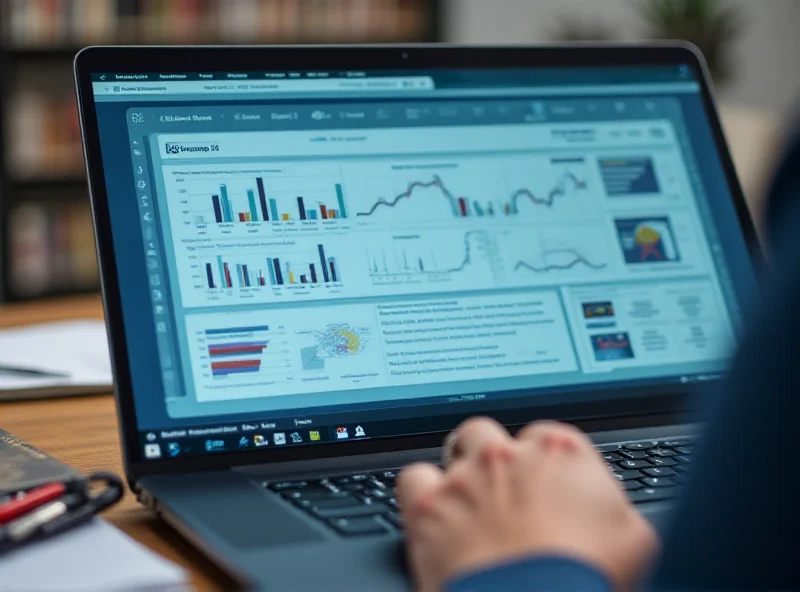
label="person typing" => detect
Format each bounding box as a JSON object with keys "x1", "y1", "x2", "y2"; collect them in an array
[{"x1": 398, "y1": 131, "x2": 800, "y2": 592}]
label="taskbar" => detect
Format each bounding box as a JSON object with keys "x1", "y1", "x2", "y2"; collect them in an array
[
  {"x1": 138, "y1": 371, "x2": 722, "y2": 461},
  {"x1": 139, "y1": 414, "x2": 432, "y2": 461}
]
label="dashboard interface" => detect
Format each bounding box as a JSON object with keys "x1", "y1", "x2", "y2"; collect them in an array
[{"x1": 88, "y1": 66, "x2": 753, "y2": 461}]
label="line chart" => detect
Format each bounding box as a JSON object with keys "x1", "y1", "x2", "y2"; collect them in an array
[
  {"x1": 507, "y1": 171, "x2": 588, "y2": 213},
  {"x1": 355, "y1": 167, "x2": 589, "y2": 220},
  {"x1": 514, "y1": 248, "x2": 607, "y2": 273},
  {"x1": 366, "y1": 230, "x2": 501, "y2": 281},
  {"x1": 356, "y1": 175, "x2": 496, "y2": 218}
]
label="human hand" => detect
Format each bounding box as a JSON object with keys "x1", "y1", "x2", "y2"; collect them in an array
[{"x1": 397, "y1": 418, "x2": 658, "y2": 592}]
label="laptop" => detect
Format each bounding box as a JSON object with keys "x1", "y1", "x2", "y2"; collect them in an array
[{"x1": 74, "y1": 44, "x2": 760, "y2": 591}]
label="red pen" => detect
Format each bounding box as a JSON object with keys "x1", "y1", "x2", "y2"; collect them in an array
[{"x1": 0, "y1": 483, "x2": 66, "y2": 525}]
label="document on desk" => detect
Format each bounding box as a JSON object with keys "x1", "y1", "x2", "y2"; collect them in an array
[
  {"x1": 0, "y1": 518, "x2": 189, "y2": 592},
  {"x1": 0, "y1": 320, "x2": 112, "y2": 400}
]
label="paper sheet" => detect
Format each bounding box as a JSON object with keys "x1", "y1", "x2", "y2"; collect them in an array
[
  {"x1": 0, "y1": 320, "x2": 112, "y2": 396},
  {"x1": 0, "y1": 518, "x2": 188, "y2": 592}
]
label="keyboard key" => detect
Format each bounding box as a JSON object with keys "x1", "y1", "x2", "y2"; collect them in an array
[
  {"x1": 675, "y1": 447, "x2": 692, "y2": 455},
  {"x1": 329, "y1": 517, "x2": 387, "y2": 536},
  {"x1": 622, "y1": 480, "x2": 643, "y2": 491},
  {"x1": 671, "y1": 473, "x2": 687, "y2": 485},
  {"x1": 624, "y1": 442, "x2": 655, "y2": 450},
  {"x1": 312, "y1": 503, "x2": 391, "y2": 519},
  {"x1": 640, "y1": 477, "x2": 675, "y2": 488},
  {"x1": 619, "y1": 450, "x2": 648, "y2": 460},
  {"x1": 674, "y1": 464, "x2": 692, "y2": 474},
  {"x1": 332, "y1": 475, "x2": 369, "y2": 485},
  {"x1": 658, "y1": 440, "x2": 691, "y2": 448},
  {"x1": 676, "y1": 455, "x2": 691, "y2": 464},
  {"x1": 268, "y1": 480, "x2": 309, "y2": 491},
  {"x1": 319, "y1": 479, "x2": 341, "y2": 492},
  {"x1": 281, "y1": 488, "x2": 341, "y2": 501},
  {"x1": 301, "y1": 497, "x2": 363, "y2": 510},
  {"x1": 628, "y1": 487, "x2": 679, "y2": 503},
  {"x1": 596, "y1": 444, "x2": 620, "y2": 453},
  {"x1": 642, "y1": 467, "x2": 677, "y2": 478},
  {"x1": 383, "y1": 512, "x2": 404, "y2": 530},
  {"x1": 647, "y1": 448, "x2": 677, "y2": 458},
  {"x1": 617, "y1": 459, "x2": 650, "y2": 469},
  {"x1": 338, "y1": 483, "x2": 368, "y2": 493},
  {"x1": 602, "y1": 453, "x2": 623, "y2": 462},
  {"x1": 361, "y1": 489, "x2": 393, "y2": 500},
  {"x1": 371, "y1": 471, "x2": 397, "y2": 484},
  {"x1": 647, "y1": 457, "x2": 678, "y2": 467},
  {"x1": 614, "y1": 470, "x2": 644, "y2": 481}
]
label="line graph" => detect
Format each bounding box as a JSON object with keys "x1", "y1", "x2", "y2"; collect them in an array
[
  {"x1": 357, "y1": 177, "x2": 448, "y2": 217},
  {"x1": 506, "y1": 171, "x2": 588, "y2": 214},
  {"x1": 366, "y1": 230, "x2": 503, "y2": 286},
  {"x1": 352, "y1": 156, "x2": 591, "y2": 221},
  {"x1": 355, "y1": 175, "x2": 498, "y2": 219},
  {"x1": 501, "y1": 223, "x2": 612, "y2": 281},
  {"x1": 514, "y1": 248, "x2": 607, "y2": 273}
]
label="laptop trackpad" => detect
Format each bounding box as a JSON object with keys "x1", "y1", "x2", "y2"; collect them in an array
[{"x1": 143, "y1": 471, "x2": 322, "y2": 548}]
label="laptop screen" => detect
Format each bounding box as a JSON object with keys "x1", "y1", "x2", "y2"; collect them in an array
[{"x1": 88, "y1": 64, "x2": 754, "y2": 461}]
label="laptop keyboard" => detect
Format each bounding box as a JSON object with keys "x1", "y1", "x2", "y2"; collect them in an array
[{"x1": 264, "y1": 436, "x2": 696, "y2": 537}]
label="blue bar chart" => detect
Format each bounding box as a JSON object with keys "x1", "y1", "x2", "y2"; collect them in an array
[
  {"x1": 185, "y1": 175, "x2": 349, "y2": 225},
  {"x1": 203, "y1": 243, "x2": 343, "y2": 289}
]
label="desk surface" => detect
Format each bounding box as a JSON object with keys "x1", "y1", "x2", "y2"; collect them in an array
[{"x1": 0, "y1": 295, "x2": 233, "y2": 591}]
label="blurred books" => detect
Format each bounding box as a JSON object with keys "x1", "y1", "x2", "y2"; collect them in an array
[
  {"x1": 0, "y1": 0, "x2": 440, "y2": 300},
  {"x1": 1, "y1": 0, "x2": 431, "y2": 47},
  {"x1": 9, "y1": 201, "x2": 99, "y2": 298}
]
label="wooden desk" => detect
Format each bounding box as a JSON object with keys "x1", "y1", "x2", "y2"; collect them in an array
[{"x1": 0, "y1": 295, "x2": 234, "y2": 591}]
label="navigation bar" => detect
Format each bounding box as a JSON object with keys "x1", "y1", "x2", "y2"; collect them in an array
[
  {"x1": 156, "y1": 120, "x2": 676, "y2": 161},
  {"x1": 93, "y1": 76, "x2": 435, "y2": 96}
]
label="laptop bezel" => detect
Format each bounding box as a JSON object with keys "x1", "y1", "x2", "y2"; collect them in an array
[{"x1": 74, "y1": 44, "x2": 762, "y2": 484}]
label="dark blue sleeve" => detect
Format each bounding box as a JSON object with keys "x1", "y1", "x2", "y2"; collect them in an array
[
  {"x1": 446, "y1": 556, "x2": 611, "y2": 592},
  {"x1": 651, "y1": 132, "x2": 800, "y2": 591}
]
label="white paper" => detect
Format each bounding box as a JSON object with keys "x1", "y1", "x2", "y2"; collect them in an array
[
  {"x1": 0, "y1": 518, "x2": 188, "y2": 592},
  {"x1": 0, "y1": 320, "x2": 112, "y2": 393}
]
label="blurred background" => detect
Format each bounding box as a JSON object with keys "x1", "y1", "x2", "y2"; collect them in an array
[{"x1": 0, "y1": 0, "x2": 797, "y2": 302}]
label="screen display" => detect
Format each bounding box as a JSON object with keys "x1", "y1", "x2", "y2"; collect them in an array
[{"x1": 88, "y1": 65, "x2": 754, "y2": 461}]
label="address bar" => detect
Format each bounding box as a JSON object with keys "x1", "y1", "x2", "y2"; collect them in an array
[{"x1": 93, "y1": 76, "x2": 435, "y2": 95}]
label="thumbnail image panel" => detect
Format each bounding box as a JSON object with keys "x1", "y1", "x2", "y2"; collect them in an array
[{"x1": 615, "y1": 217, "x2": 680, "y2": 265}]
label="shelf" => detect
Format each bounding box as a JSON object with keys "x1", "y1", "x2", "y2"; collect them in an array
[
  {"x1": 10, "y1": 176, "x2": 87, "y2": 189},
  {"x1": 3, "y1": 45, "x2": 83, "y2": 59},
  {"x1": 5, "y1": 284, "x2": 100, "y2": 303}
]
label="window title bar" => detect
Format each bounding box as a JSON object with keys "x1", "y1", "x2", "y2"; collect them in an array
[{"x1": 94, "y1": 76, "x2": 436, "y2": 96}]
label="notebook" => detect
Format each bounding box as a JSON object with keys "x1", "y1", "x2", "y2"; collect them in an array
[{"x1": 0, "y1": 320, "x2": 112, "y2": 400}]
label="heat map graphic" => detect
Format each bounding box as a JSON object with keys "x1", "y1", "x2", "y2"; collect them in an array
[{"x1": 300, "y1": 324, "x2": 371, "y2": 370}]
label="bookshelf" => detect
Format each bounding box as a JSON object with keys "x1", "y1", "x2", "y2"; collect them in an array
[{"x1": 0, "y1": 0, "x2": 442, "y2": 301}]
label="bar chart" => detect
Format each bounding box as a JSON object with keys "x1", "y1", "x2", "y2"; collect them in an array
[
  {"x1": 205, "y1": 325, "x2": 270, "y2": 377},
  {"x1": 170, "y1": 165, "x2": 351, "y2": 231},
  {"x1": 205, "y1": 179, "x2": 349, "y2": 223},
  {"x1": 188, "y1": 321, "x2": 294, "y2": 392},
  {"x1": 203, "y1": 243, "x2": 343, "y2": 290}
]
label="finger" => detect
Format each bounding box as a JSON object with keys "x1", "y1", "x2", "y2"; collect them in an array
[
  {"x1": 396, "y1": 462, "x2": 445, "y2": 517},
  {"x1": 450, "y1": 416, "x2": 513, "y2": 462},
  {"x1": 516, "y1": 420, "x2": 591, "y2": 454}
]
